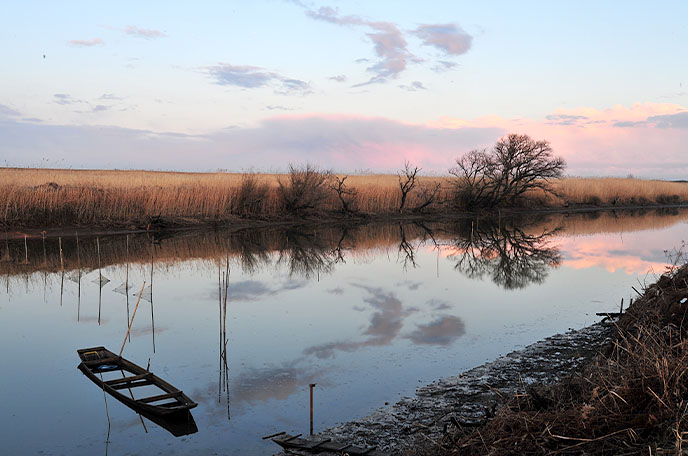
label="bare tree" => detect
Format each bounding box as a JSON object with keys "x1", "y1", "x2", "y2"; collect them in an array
[
  {"x1": 398, "y1": 161, "x2": 419, "y2": 212},
  {"x1": 278, "y1": 164, "x2": 333, "y2": 214},
  {"x1": 330, "y1": 175, "x2": 358, "y2": 214},
  {"x1": 412, "y1": 181, "x2": 442, "y2": 213},
  {"x1": 450, "y1": 134, "x2": 565, "y2": 209}
]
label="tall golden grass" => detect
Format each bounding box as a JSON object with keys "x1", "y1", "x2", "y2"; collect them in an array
[{"x1": 1, "y1": 167, "x2": 687, "y2": 227}]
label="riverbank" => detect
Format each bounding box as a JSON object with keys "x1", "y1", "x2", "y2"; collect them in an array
[
  {"x1": 2, "y1": 167, "x2": 688, "y2": 230},
  {"x1": 275, "y1": 260, "x2": 688, "y2": 455},
  {"x1": 274, "y1": 322, "x2": 615, "y2": 455}
]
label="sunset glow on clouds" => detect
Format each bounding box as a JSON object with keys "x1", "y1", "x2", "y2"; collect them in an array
[{"x1": 1, "y1": 1, "x2": 687, "y2": 176}]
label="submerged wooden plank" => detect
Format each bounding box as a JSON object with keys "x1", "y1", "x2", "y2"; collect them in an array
[{"x1": 271, "y1": 434, "x2": 389, "y2": 456}]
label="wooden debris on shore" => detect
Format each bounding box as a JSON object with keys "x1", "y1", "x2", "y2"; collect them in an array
[{"x1": 265, "y1": 432, "x2": 389, "y2": 455}]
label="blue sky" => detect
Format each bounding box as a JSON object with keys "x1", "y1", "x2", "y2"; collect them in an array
[{"x1": 1, "y1": 1, "x2": 687, "y2": 176}]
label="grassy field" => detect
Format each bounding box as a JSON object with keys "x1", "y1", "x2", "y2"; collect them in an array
[{"x1": 1, "y1": 168, "x2": 688, "y2": 228}]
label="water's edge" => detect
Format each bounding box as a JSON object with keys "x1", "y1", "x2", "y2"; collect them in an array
[{"x1": 276, "y1": 321, "x2": 614, "y2": 455}]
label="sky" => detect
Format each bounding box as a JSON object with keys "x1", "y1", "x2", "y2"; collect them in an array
[{"x1": 1, "y1": 0, "x2": 687, "y2": 177}]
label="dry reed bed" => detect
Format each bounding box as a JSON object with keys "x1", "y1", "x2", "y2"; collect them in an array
[
  {"x1": 435, "y1": 259, "x2": 688, "y2": 455},
  {"x1": 1, "y1": 168, "x2": 688, "y2": 227}
]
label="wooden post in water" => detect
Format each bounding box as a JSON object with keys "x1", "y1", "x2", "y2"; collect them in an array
[
  {"x1": 125, "y1": 235, "x2": 130, "y2": 342},
  {"x1": 309, "y1": 383, "x2": 316, "y2": 435},
  {"x1": 59, "y1": 237, "x2": 64, "y2": 306},
  {"x1": 76, "y1": 231, "x2": 81, "y2": 321},
  {"x1": 97, "y1": 237, "x2": 102, "y2": 325},
  {"x1": 150, "y1": 238, "x2": 155, "y2": 353},
  {"x1": 23, "y1": 235, "x2": 28, "y2": 264}
]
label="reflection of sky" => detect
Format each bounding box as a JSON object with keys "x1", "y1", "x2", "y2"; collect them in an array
[{"x1": 0, "y1": 219, "x2": 685, "y2": 455}]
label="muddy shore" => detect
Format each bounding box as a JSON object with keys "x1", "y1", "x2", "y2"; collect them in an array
[{"x1": 274, "y1": 320, "x2": 614, "y2": 455}]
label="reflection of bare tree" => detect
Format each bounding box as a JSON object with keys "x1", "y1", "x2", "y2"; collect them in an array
[
  {"x1": 330, "y1": 228, "x2": 349, "y2": 264},
  {"x1": 448, "y1": 219, "x2": 562, "y2": 289},
  {"x1": 230, "y1": 231, "x2": 273, "y2": 275},
  {"x1": 276, "y1": 228, "x2": 337, "y2": 279},
  {"x1": 397, "y1": 224, "x2": 417, "y2": 270}
]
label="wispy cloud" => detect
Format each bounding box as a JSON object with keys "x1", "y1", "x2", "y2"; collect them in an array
[
  {"x1": 99, "y1": 93, "x2": 123, "y2": 101},
  {"x1": 647, "y1": 111, "x2": 688, "y2": 129},
  {"x1": 546, "y1": 114, "x2": 589, "y2": 126},
  {"x1": 206, "y1": 63, "x2": 312, "y2": 95},
  {"x1": 0, "y1": 104, "x2": 21, "y2": 118},
  {"x1": 124, "y1": 25, "x2": 166, "y2": 39},
  {"x1": 67, "y1": 37, "x2": 104, "y2": 47},
  {"x1": 306, "y1": 7, "x2": 414, "y2": 85},
  {"x1": 413, "y1": 24, "x2": 472, "y2": 56},
  {"x1": 53, "y1": 93, "x2": 85, "y2": 105},
  {"x1": 329, "y1": 74, "x2": 347, "y2": 82},
  {"x1": 301, "y1": 6, "x2": 472, "y2": 84},
  {"x1": 400, "y1": 81, "x2": 426, "y2": 91},
  {"x1": 432, "y1": 60, "x2": 458, "y2": 73}
]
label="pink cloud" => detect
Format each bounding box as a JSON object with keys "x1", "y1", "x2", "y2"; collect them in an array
[
  {"x1": 432, "y1": 102, "x2": 688, "y2": 178},
  {"x1": 67, "y1": 38, "x2": 104, "y2": 47},
  {"x1": 3, "y1": 103, "x2": 687, "y2": 177}
]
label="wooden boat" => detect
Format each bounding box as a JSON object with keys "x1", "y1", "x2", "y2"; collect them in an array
[
  {"x1": 268, "y1": 432, "x2": 389, "y2": 456},
  {"x1": 77, "y1": 346, "x2": 197, "y2": 417}
]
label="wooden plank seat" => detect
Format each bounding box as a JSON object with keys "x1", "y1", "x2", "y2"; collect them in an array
[
  {"x1": 105, "y1": 373, "x2": 152, "y2": 387},
  {"x1": 83, "y1": 356, "x2": 120, "y2": 366},
  {"x1": 137, "y1": 391, "x2": 183, "y2": 404}
]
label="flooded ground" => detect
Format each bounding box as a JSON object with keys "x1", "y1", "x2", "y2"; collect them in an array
[{"x1": 1, "y1": 210, "x2": 686, "y2": 455}]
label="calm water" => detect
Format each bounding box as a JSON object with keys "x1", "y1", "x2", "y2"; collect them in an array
[{"x1": 1, "y1": 210, "x2": 686, "y2": 455}]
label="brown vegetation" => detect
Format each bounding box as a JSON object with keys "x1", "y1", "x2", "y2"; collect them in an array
[
  {"x1": 432, "y1": 253, "x2": 688, "y2": 455},
  {"x1": 1, "y1": 167, "x2": 687, "y2": 228}
]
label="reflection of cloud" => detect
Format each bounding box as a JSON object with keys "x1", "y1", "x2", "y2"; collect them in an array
[
  {"x1": 428, "y1": 298, "x2": 452, "y2": 310},
  {"x1": 397, "y1": 280, "x2": 422, "y2": 290},
  {"x1": 129, "y1": 325, "x2": 168, "y2": 337},
  {"x1": 405, "y1": 315, "x2": 465, "y2": 346},
  {"x1": 211, "y1": 278, "x2": 306, "y2": 302},
  {"x1": 327, "y1": 287, "x2": 344, "y2": 295},
  {"x1": 229, "y1": 363, "x2": 322, "y2": 406},
  {"x1": 304, "y1": 285, "x2": 416, "y2": 359},
  {"x1": 559, "y1": 235, "x2": 670, "y2": 274}
]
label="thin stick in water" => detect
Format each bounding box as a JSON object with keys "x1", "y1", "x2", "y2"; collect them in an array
[{"x1": 119, "y1": 281, "x2": 147, "y2": 357}]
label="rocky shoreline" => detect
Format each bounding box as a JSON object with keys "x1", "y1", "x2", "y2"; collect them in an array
[{"x1": 276, "y1": 320, "x2": 614, "y2": 455}]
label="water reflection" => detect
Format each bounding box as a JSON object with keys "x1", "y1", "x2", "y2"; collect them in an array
[
  {"x1": 447, "y1": 218, "x2": 562, "y2": 289},
  {"x1": 303, "y1": 285, "x2": 466, "y2": 359},
  {"x1": 1, "y1": 209, "x2": 688, "y2": 455},
  {"x1": 4, "y1": 209, "x2": 686, "y2": 289}
]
